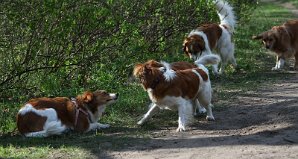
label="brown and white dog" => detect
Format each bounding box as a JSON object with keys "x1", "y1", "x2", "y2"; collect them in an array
[
  {"x1": 17, "y1": 90, "x2": 118, "y2": 137},
  {"x1": 183, "y1": 0, "x2": 237, "y2": 75},
  {"x1": 139, "y1": 60, "x2": 208, "y2": 116},
  {"x1": 252, "y1": 20, "x2": 298, "y2": 70},
  {"x1": 133, "y1": 55, "x2": 220, "y2": 132}
]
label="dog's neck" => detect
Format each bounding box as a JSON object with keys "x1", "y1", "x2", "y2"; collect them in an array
[{"x1": 71, "y1": 98, "x2": 91, "y2": 126}]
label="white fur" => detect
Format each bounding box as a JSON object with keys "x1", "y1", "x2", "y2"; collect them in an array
[
  {"x1": 192, "y1": 69, "x2": 215, "y2": 121},
  {"x1": 272, "y1": 58, "x2": 285, "y2": 70},
  {"x1": 195, "y1": 54, "x2": 221, "y2": 66},
  {"x1": 87, "y1": 93, "x2": 117, "y2": 128},
  {"x1": 19, "y1": 104, "x2": 67, "y2": 137},
  {"x1": 147, "y1": 88, "x2": 157, "y2": 103},
  {"x1": 214, "y1": 0, "x2": 237, "y2": 73},
  {"x1": 214, "y1": 0, "x2": 236, "y2": 32},
  {"x1": 160, "y1": 61, "x2": 176, "y2": 81}
]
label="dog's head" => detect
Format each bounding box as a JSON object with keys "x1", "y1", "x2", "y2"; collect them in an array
[
  {"x1": 133, "y1": 60, "x2": 166, "y2": 90},
  {"x1": 79, "y1": 90, "x2": 118, "y2": 112},
  {"x1": 252, "y1": 26, "x2": 290, "y2": 51},
  {"x1": 183, "y1": 35, "x2": 205, "y2": 61}
]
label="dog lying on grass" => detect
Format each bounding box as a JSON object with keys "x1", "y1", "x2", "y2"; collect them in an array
[{"x1": 17, "y1": 90, "x2": 118, "y2": 137}]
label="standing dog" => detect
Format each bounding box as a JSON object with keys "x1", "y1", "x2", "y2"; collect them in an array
[
  {"x1": 252, "y1": 20, "x2": 298, "y2": 70},
  {"x1": 133, "y1": 55, "x2": 220, "y2": 132},
  {"x1": 140, "y1": 60, "x2": 208, "y2": 116},
  {"x1": 183, "y1": 0, "x2": 237, "y2": 75},
  {"x1": 17, "y1": 90, "x2": 118, "y2": 137}
]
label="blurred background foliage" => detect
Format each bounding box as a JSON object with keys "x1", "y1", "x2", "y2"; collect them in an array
[{"x1": 0, "y1": 0, "x2": 257, "y2": 99}]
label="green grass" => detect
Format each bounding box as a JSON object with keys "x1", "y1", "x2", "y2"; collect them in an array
[{"x1": 0, "y1": 2, "x2": 297, "y2": 158}]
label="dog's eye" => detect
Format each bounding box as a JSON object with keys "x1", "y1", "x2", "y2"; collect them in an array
[{"x1": 101, "y1": 91, "x2": 108, "y2": 96}]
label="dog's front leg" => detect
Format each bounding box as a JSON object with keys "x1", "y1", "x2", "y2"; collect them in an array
[
  {"x1": 97, "y1": 123, "x2": 110, "y2": 128},
  {"x1": 137, "y1": 103, "x2": 159, "y2": 125},
  {"x1": 87, "y1": 122, "x2": 109, "y2": 132},
  {"x1": 272, "y1": 56, "x2": 285, "y2": 70}
]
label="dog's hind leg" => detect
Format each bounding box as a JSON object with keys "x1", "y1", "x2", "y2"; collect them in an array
[
  {"x1": 137, "y1": 103, "x2": 159, "y2": 125},
  {"x1": 229, "y1": 43, "x2": 237, "y2": 68},
  {"x1": 177, "y1": 100, "x2": 193, "y2": 132},
  {"x1": 197, "y1": 85, "x2": 215, "y2": 121},
  {"x1": 192, "y1": 100, "x2": 206, "y2": 116},
  {"x1": 205, "y1": 104, "x2": 215, "y2": 121},
  {"x1": 24, "y1": 121, "x2": 67, "y2": 137}
]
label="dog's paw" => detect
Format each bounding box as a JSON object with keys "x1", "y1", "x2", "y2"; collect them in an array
[
  {"x1": 206, "y1": 116, "x2": 215, "y2": 121},
  {"x1": 137, "y1": 120, "x2": 145, "y2": 125},
  {"x1": 198, "y1": 107, "x2": 207, "y2": 114},
  {"x1": 194, "y1": 107, "x2": 207, "y2": 116},
  {"x1": 176, "y1": 126, "x2": 186, "y2": 132},
  {"x1": 98, "y1": 123, "x2": 110, "y2": 129},
  {"x1": 271, "y1": 67, "x2": 282, "y2": 71}
]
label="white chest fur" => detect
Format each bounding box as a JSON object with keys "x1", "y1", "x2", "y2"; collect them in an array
[
  {"x1": 88, "y1": 105, "x2": 106, "y2": 123},
  {"x1": 147, "y1": 88, "x2": 157, "y2": 103}
]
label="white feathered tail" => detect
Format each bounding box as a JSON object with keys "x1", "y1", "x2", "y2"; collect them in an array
[
  {"x1": 195, "y1": 54, "x2": 221, "y2": 66},
  {"x1": 213, "y1": 0, "x2": 236, "y2": 33}
]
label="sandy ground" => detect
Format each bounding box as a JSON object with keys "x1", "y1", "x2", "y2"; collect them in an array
[{"x1": 100, "y1": 1, "x2": 298, "y2": 158}]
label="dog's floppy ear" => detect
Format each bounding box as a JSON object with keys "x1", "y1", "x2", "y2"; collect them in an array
[
  {"x1": 182, "y1": 38, "x2": 189, "y2": 54},
  {"x1": 133, "y1": 63, "x2": 143, "y2": 77},
  {"x1": 147, "y1": 60, "x2": 163, "y2": 68},
  {"x1": 82, "y1": 91, "x2": 93, "y2": 103}
]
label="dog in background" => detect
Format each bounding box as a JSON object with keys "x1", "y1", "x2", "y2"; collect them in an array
[
  {"x1": 133, "y1": 54, "x2": 220, "y2": 132},
  {"x1": 17, "y1": 90, "x2": 118, "y2": 137},
  {"x1": 183, "y1": 0, "x2": 237, "y2": 75},
  {"x1": 252, "y1": 20, "x2": 298, "y2": 70}
]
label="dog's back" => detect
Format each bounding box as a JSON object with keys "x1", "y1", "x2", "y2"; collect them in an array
[
  {"x1": 284, "y1": 20, "x2": 298, "y2": 47},
  {"x1": 17, "y1": 97, "x2": 72, "y2": 137}
]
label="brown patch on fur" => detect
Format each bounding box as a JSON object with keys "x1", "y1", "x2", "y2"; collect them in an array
[
  {"x1": 183, "y1": 23, "x2": 223, "y2": 57},
  {"x1": 17, "y1": 112, "x2": 47, "y2": 134},
  {"x1": 195, "y1": 68, "x2": 208, "y2": 81},
  {"x1": 183, "y1": 35, "x2": 205, "y2": 56},
  {"x1": 171, "y1": 62, "x2": 197, "y2": 70},
  {"x1": 133, "y1": 60, "x2": 205, "y2": 100},
  {"x1": 197, "y1": 24, "x2": 223, "y2": 49},
  {"x1": 253, "y1": 20, "x2": 298, "y2": 68}
]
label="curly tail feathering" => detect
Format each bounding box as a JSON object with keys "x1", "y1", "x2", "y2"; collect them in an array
[
  {"x1": 213, "y1": 0, "x2": 236, "y2": 33},
  {"x1": 195, "y1": 54, "x2": 221, "y2": 66}
]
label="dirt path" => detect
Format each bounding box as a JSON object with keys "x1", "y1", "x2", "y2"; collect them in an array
[
  {"x1": 101, "y1": 75, "x2": 298, "y2": 159},
  {"x1": 100, "y1": 1, "x2": 298, "y2": 159}
]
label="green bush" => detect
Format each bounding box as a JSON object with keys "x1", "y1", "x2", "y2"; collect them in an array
[{"x1": 0, "y1": 0, "x2": 257, "y2": 98}]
